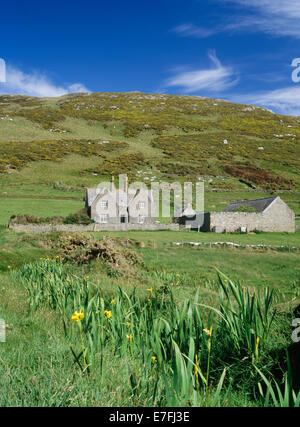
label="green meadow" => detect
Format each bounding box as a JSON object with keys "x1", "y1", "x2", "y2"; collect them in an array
[{"x1": 0, "y1": 227, "x2": 299, "y2": 406}]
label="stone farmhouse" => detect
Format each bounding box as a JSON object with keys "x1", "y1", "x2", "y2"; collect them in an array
[
  {"x1": 9, "y1": 191, "x2": 295, "y2": 234},
  {"x1": 201, "y1": 196, "x2": 295, "y2": 233},
  {"x1": 86, "y1": 176, "x2": 155, "y2": 225},
  {"x1": 86, "y1": 184, "x2": 295, "y2": 232}
]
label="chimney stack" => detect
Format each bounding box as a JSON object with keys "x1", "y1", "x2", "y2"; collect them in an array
[
  {"x1": 111, "y1": 175, "x2": 115, "y2": 191},
  {"x1": 119, "y1": 174, "x2": 128, "y2": 194}
]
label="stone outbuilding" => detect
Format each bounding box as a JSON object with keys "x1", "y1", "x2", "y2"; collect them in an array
[{"x1": 204, "y1": 196, "x2": 295, "y2": 233}]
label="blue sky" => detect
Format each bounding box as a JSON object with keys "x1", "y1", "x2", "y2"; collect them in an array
[{"x1": 0, "y1": 0, "x2": 299, "y2": 115}]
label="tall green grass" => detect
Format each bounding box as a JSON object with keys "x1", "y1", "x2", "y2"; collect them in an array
[
  {"x1": 12, "y1": 259, "x2": 299, "y2": 407},
  {"x1": 214, "y1": 271, "x2": 277, "y2": 361},
  {"x1": 256, "y1": 360, "x2": 300, "y2": 407}
]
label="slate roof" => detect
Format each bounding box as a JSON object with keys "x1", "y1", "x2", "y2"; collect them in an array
[
  {"x1": 224, "y1": 197, "x2": 277, "y2": 213},
  {"x1": 86, "y1": 187, "x2": 153, "y2": 208}
]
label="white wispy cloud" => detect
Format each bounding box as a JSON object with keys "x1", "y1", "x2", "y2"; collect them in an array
[
  {"x1": 0, "y1": 65, "x2": 89, "y2": 97},
  {"x1": 172, "y1": 23, "x2": 216, "y2": 38},
  {"x1": 227, "y1": 0, "x2": 300, "y2": 18},
  {"x1": 174, "y1": 1, "x2": 300, "y2": 39},
  {"x1": 222, "y1": 0, "x2": 300, "y2": 38},
  {"x1": 233, "y1": 86, "x2": 300, "y2": 116},
  {"x1": 164, "y1": 51, "x2": 238, "y2": 94}
]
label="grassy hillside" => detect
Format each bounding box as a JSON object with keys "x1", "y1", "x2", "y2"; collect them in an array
[{"x1": 0, "y1": 92, "x2": 300, "y2": 223}]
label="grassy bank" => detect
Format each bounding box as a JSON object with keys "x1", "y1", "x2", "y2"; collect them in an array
[{"x1": 0, "y1": 230, "x2": 299, "y2": 406}]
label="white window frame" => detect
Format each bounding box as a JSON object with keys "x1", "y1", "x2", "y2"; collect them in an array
[
  {"x1": 100, "y1": 200, "x2": 109, "y2": 208},
  {"x1": 100, "y1": 214, "x2": 109, "y2": 224},
  {"x1": 138, "y1": 201, "x2": 146, "y2": 210}
]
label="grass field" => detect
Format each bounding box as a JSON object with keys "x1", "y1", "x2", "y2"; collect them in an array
[{"x1": 0, "y1": 228, "x2": 299, "y2": 406}]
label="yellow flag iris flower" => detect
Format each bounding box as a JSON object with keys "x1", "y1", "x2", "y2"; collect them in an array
[{"x1": 71, "y1": 309, "x2": 84, "y2": 323}]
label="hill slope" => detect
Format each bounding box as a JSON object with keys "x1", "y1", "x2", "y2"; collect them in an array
[{"x1": 0, "y1": 92, "x2": 299, "y2": 223}]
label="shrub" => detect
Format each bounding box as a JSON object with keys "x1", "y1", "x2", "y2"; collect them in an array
[
  {"x1": 64, "y1": 212, "x2": 93, "y2": 225},
  {"x1": 0, "y1": 138, "x2": 126, "y2": 173},
  {"x1": 9, "y1": 210, "x2": 92, "y2": 226},
  {"x1": 224, "y1": 164, "x2": 294, "y2": 190},
  {"x1": 54, "y1": 235, "x2": 144, "y2": 274},
  {"x1": 85, "y1": 152, "x2": 148, "y2": 179},
  {"x1": 9, "y1": 214, "x2": 65, "y2": 225},
  {"x1": 12, "y1": 106, "x2": 67, "y2": 130}
]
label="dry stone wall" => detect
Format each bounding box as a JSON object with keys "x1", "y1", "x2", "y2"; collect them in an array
[{"x1": 9, "y1": 223, "x2": 180, "y2": 234}]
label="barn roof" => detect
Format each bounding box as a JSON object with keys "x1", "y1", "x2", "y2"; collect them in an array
[{"x1": 224, "y1": 197, "x2": 278, "y2": 213}]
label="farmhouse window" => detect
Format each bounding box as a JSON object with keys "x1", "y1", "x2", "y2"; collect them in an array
[{"x1": 100, "y1": 214, "x2": 109, "y2": 223}]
